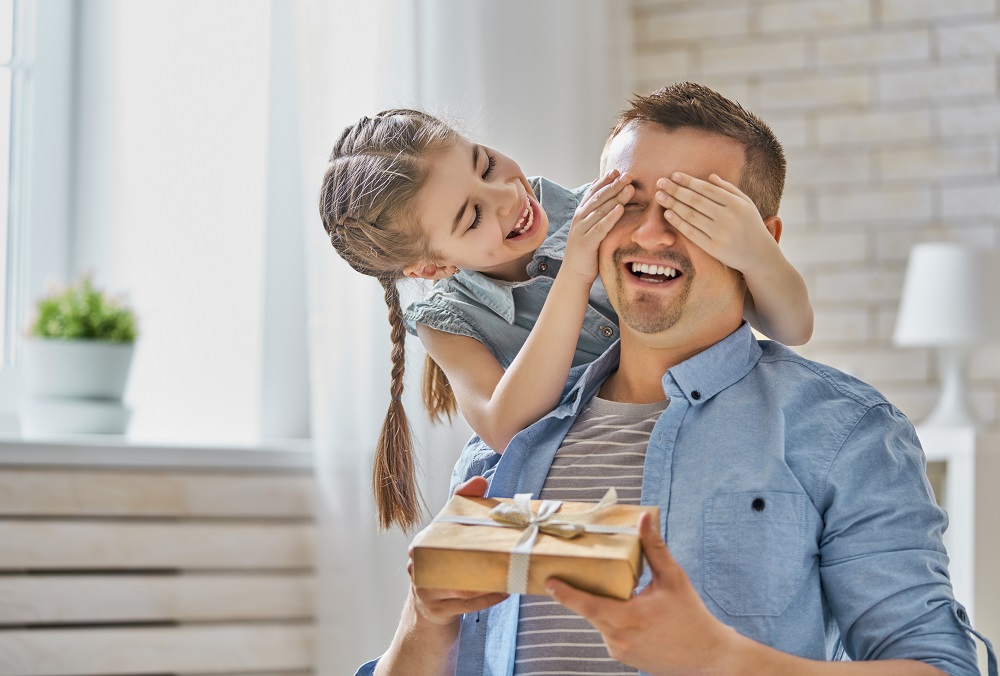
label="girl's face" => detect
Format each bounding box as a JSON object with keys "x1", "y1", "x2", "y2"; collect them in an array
[{"x1": 407, "y1": 137, "x2": 549, "y2": 282}]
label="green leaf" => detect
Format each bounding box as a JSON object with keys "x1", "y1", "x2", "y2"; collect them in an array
[{"x1": 28, "y1": 274, "x2": 138, "y2": 342}]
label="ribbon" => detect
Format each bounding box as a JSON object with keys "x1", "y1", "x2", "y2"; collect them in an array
[{"x1": 434, "y1": 488, "x2": 636, "y2": 594}]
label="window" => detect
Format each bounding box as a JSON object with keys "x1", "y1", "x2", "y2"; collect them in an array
[
  {"x1": 0, "y1": 0, "x2": 22, "y2": 369},
  {"x1": 0, "y1": 1, "x2": 308, "y2": 443},
  {"x1": 0, "y1": 1, "x2": 87, "y2": 431}
]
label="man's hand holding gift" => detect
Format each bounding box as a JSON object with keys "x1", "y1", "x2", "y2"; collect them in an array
[{"x1": 547, "y1": 511, "x2": 745, "y2": 676}]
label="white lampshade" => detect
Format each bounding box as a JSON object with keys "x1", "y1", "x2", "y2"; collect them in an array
[
  {"x1": 894, "y1": 242, "x2": 1000, "y2": 427},
  {"x1": 893, "y1": 243, "x2": 1000, "y2": 347}
]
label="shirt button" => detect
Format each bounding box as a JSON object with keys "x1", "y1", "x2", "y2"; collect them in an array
[
  {"x1": 600, "y1": 325, "x2": 614, "y2": 338},
  {"x1": 691, "y1": 390, "x2": 702, "y2": 400},
  {"x1": 752, "y1": 497, "x2": 766, "y2": 512},
  {"x1": 538, "y1": 262, "x2": 548, "y2": 272}
]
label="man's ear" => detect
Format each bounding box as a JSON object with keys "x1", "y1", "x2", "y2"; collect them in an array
[
  {"x1": 402, "y1": 261, "x2": 458, "y2": 280},
  {"x1": 764, "y1": 216, "x2": 782, "y2": 243}
]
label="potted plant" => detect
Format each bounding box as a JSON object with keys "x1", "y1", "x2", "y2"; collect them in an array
[{"x1": 19, "y1": 275, "x2": 139, "y2": 436}]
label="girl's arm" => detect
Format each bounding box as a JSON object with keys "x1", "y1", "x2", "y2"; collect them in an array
[
  {"x1": 374, "y1": 478, "x2": 507, "y2": 676},
  {"x1": 654, "y1": 172, "x2": 814, "y2": 345},
  {"x1": 418, "y1": 171, "x2": 634, "y2": 453}
]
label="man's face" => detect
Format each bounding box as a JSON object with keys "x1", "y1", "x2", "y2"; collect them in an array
[{"x1": 598, "y1": 122, "x2": 747, "y2": 339}]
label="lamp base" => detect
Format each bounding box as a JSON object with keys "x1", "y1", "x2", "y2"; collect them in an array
[{"x1": 922, "y1": 348, "x2": 977, "y2": 427}]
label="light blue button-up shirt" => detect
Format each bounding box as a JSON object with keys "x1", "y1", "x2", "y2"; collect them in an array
[{"x1": 358, "y1": 323, "x2": 995, "y2": 676}]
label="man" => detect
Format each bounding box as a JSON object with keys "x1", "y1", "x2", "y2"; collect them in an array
[{"x1": 359, "y1": 83, "x2": 993, "y2": 676}]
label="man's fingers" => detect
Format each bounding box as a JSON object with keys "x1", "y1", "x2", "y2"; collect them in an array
[
  {"x1": 638, "y1": 511, "x2": 681, "y2": 585},
  {"x1": 454, "y1": 476, "x2": 489, "y2": 497},
  {"x1": 546, "y1": 578, "x2": 620, "y2": 623}
]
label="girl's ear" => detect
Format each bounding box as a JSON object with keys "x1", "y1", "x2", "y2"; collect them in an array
[{"x1": 402, "y1": 261, "x2": 458, "y2": 280}]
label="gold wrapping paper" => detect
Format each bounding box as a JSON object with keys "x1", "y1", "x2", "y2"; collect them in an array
[{"x1": 411, "y1": 493, "x2": 658, "y2": 600}]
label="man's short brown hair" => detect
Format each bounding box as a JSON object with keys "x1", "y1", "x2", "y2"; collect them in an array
[{"x1": 606, "y1": 82, "x2": 786, "y2": 219}]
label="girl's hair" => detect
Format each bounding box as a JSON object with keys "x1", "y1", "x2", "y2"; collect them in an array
[{"x1": 319, "y1": 109, "x2": 460, "y2": 531}]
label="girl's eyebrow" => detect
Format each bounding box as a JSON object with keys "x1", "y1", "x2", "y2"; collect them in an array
[{"x1": 451, "y1": 145, "x2": 481, "y2": 234}]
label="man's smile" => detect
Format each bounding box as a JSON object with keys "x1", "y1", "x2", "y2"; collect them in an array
[{"x1": 627, "y1": 261, "x2": 681, "y2": 283}]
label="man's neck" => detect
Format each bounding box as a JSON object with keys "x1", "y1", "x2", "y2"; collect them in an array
[{"x1": 598, "y1": 318, "x2": 743, "y2": 404}]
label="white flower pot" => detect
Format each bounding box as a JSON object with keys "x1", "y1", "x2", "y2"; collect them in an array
[
  {"x1": 22, "y1": 338, "x2": 135, "y2": 399},
  {"x1": 19, "y1": 397, "x2": 133, "y2": 437}
]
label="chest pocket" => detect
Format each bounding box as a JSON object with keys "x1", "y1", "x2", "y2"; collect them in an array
[{"x1": 703, "y1": 491, "x2": 809, "y2": 617}]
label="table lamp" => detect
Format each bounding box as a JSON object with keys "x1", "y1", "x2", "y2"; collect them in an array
[{"x1": 893, "y1": 242, "x2": 1000, "y2": 426}]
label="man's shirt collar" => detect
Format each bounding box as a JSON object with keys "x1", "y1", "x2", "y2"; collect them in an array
[{"x1": 562, "y1": 321, "x2": 762, "y2": 413}]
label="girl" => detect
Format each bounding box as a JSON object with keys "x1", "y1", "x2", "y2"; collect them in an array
[{"x1": 319, "y1": 109, "x2": 812, "y2": 530}]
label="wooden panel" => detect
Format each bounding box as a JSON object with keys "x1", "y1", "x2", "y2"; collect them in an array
[
  {"x1": 0, "y1": 469, "x2": 315, "y2": 518},
  {"x1": 0, "y1": 625, "x2": 314, "y2": 676},
  {"x1": 0, "y1": 574, "x2": 315, "y2": 624},
  {"x1": 0, "y1": 522, "x2": 314, "y2": 570}
]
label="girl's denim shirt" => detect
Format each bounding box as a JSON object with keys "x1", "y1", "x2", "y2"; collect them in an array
[{"x1": 404, "y1": 176, "x2": 620, "y2": 370}]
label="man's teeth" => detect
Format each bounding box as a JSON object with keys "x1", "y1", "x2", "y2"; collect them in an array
[
  {"x1": 510, "y1": 202, "x2": 533, "y2": 236},
  {"x1": 631, "y1": 263, "x2": 679, "y2": 279}
]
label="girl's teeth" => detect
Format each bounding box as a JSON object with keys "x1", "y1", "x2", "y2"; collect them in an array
[{"x1": 512, "y1": 203, "x2": 533, "y2": 236}]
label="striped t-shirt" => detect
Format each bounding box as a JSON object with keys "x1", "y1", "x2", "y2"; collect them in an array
[{"x1": 512, "y1": 395, "x2": 667, "y2": 676}]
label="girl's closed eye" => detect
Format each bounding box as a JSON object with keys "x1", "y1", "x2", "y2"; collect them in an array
[
  {"x1": 467, "y1": 151, "x2": 497, "y2": 231},
  {"x1": 468, "y1": 204, "x2": 483, "y2": 231}
]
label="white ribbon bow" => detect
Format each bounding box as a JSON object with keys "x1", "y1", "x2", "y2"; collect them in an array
[{"x1": 435, "y1": 488, "x2": 635, "y2": 594}]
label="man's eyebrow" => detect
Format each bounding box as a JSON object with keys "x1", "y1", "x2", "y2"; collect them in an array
[{"x1": 451, "y1": 145, "x2": 479, "y2": 234}]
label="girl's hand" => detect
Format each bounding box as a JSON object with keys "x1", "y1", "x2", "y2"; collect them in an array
[
  {"x1": 562, "y1": 169, "x2": 634, "y2": 283},
  {"x1": 406, "y1": 567, "x2": 509, "y2": 627},
  {"x1": 406, "y1": 475, "x2": 507, "y2": 627},
  {"x1": 655, "y1": 172, "x2": 779, "y2": 276}
]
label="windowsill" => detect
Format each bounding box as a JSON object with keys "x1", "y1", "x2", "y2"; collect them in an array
[{"x1": 0, "y1": 432, "x2": 314, "y2": 470}]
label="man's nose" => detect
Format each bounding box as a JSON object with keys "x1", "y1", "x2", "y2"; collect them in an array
[{"x1": 630, "y1": 207, "x2": 678, "y2": 248}]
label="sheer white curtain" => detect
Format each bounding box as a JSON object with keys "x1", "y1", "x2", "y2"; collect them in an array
[{"x1": 292, "y1": 1, "x2": 632, "y2": 672}]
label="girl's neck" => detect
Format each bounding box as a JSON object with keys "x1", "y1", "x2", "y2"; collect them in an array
[{"x1": 479, "y1": 249, "x2": 537, "y2": 283}]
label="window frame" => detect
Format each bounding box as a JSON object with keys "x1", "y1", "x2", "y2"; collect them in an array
[{"x1": 0, "y1": 0, "x2": 76, "y2": 431}]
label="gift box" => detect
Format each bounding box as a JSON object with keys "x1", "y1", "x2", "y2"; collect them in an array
[{"x1": 411, "y1": 489, "x2": 658, "y2": 600}]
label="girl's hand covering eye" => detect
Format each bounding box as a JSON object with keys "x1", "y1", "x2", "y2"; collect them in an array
[
  {"x1": 562, "y1": 169, "x2": 634, "y2": 283},
  {"x1": 653, "y1": 172, "x2": 777, "y2": 276}
]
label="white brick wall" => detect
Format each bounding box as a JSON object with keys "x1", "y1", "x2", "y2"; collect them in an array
[
  {"x1": 816, "y1": 30, "x2": 929, "y2": 66},
  {"x1": 759, "y1": 0, "x2": 872, "y2": 32},
  {"x1": 880, "y1": 0, "x2": 996, "y2": 23},
  {"x1": 631, "y1": 0, "x2": 1000, "y2": 423},
  {"x1": 817, "y1": 109, "x2": 932, "y2": 145}
]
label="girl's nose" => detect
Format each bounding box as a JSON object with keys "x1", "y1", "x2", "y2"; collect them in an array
[{"x1": 494, "y1": 181, "x2": 520, "y2": 218}]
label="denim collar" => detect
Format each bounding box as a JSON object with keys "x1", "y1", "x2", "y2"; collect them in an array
[{"x1": 560, "y1": 320, "x2": 762, "y2": 414}]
